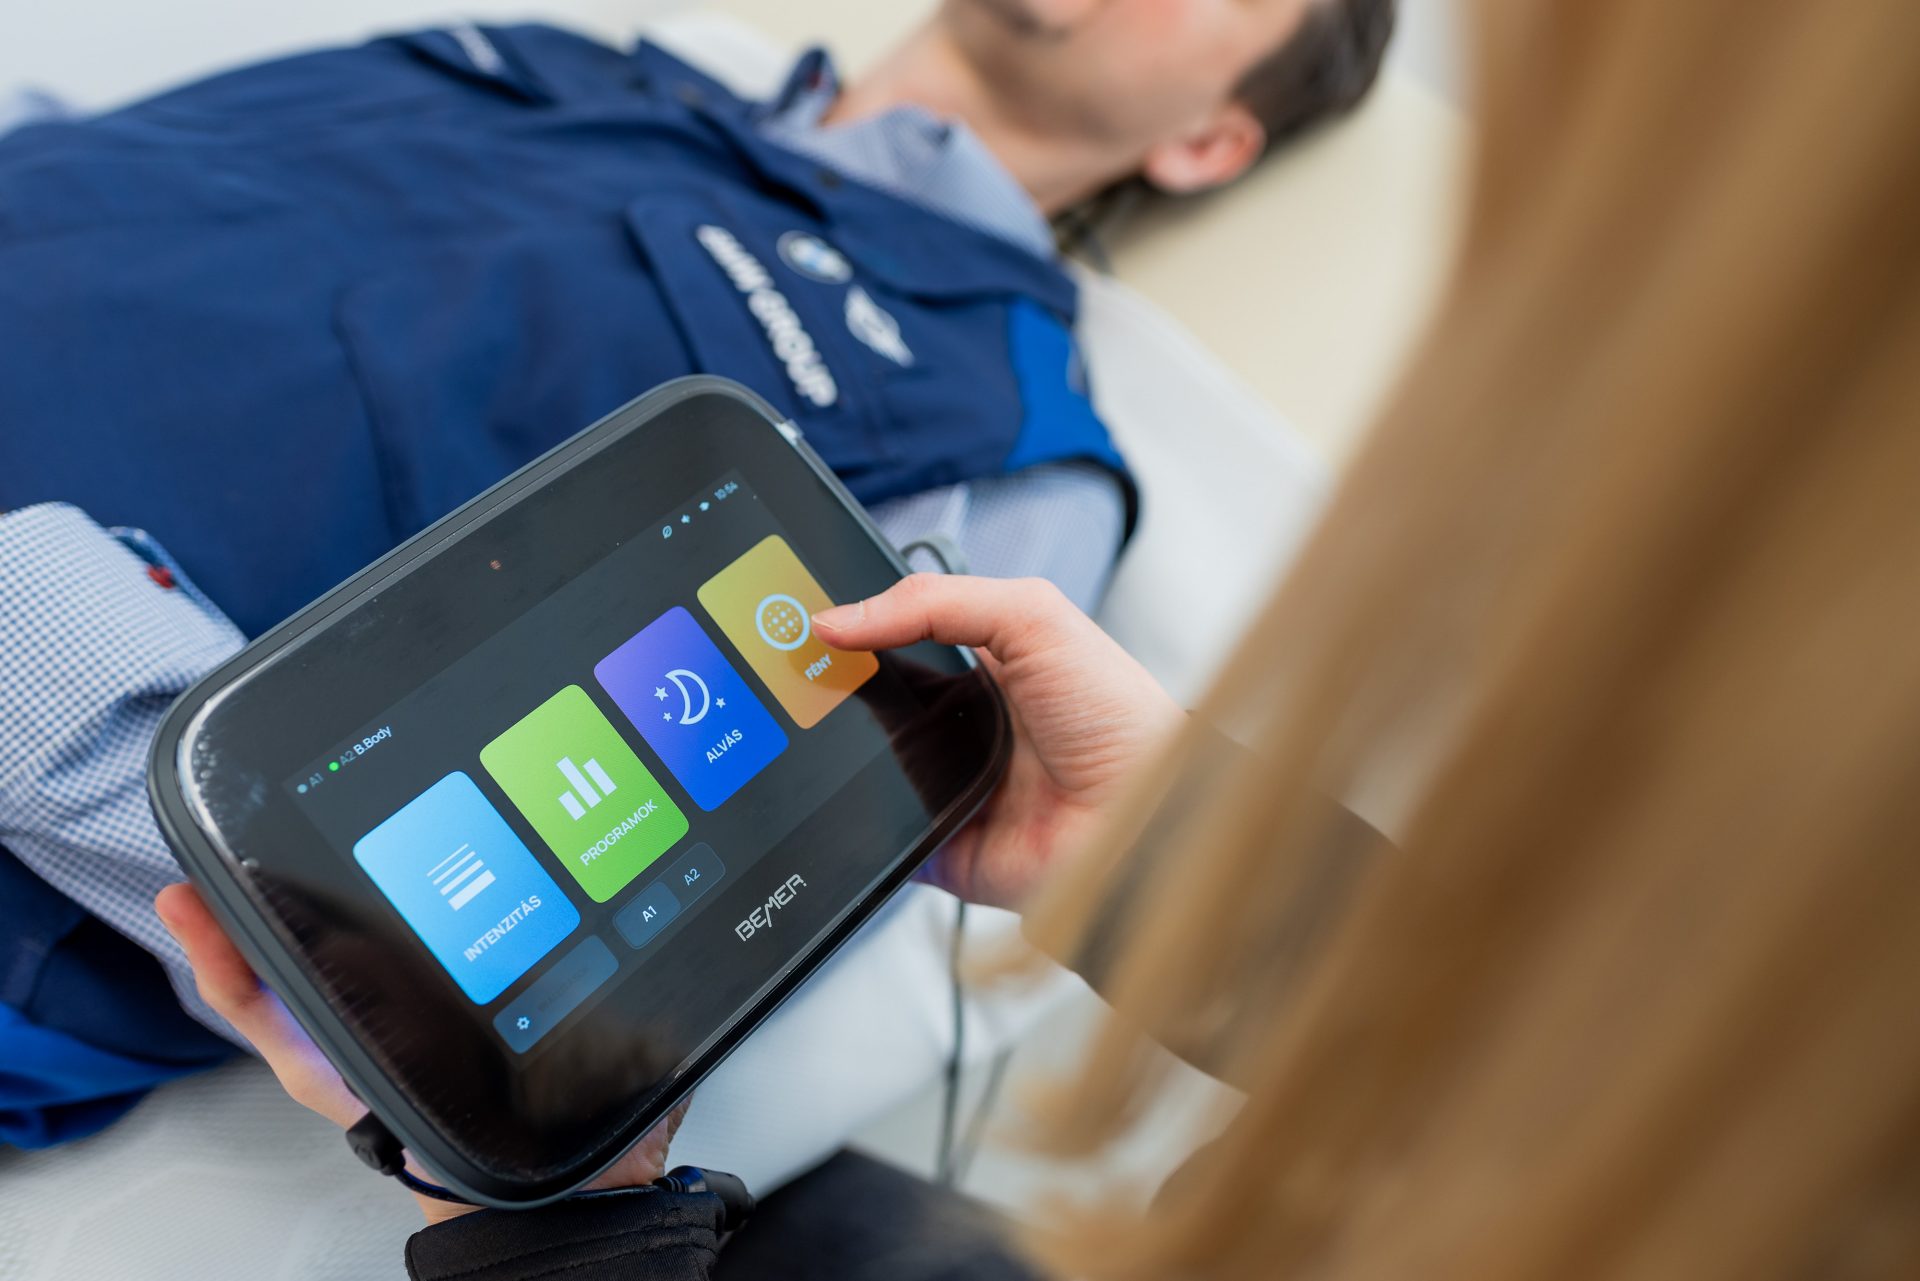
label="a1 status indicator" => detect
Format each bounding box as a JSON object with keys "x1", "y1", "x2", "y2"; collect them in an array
[{"x1": 295, "y1": 725, "x2": 394, "y2": 795}]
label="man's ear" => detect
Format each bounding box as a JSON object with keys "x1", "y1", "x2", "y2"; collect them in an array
[{"x1": 1140, "y1": 102, "x2": 1267, "y2": 194}]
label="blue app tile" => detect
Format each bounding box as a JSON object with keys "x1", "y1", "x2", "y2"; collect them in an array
[
  {"x1": 353, "y1": 772, "x2": 580, "y2": 1005},
  {"x1": 595, "y1": 606, "x2": 788, "y2": 811}
]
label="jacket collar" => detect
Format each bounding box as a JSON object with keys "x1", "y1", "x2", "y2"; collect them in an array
[{"x1": 624, "y1": 40, "x2": 1079, "y2": 318}]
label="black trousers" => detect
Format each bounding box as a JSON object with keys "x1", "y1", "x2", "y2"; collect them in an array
[{"x1": 714, "y1": 1151, "x2": 1042, "y2": 1281}]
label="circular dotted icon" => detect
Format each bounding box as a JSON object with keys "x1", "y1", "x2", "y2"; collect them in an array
[{"x1": 755, "y1": 593, "x2": 811, "y2": 652}]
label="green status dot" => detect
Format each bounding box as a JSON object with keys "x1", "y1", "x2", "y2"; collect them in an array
[{"x1": 329, "y1": 761, "x2": 340, "y2": 772}]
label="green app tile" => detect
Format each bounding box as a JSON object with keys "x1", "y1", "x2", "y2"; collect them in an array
[{"x1": 480, "y1": 685, "x2": 687, "y2": 902}]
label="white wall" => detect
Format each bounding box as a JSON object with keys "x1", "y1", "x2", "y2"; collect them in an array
[
  {"x1": 7, "y1": 1, "x2": 1467, "y2": 112},
  {"x1": 1, "y1": 2, "x2": 672, "y2": 109},
  {"x1": 1389, "y1": 0, "x2": 1467, "y2": 103}
]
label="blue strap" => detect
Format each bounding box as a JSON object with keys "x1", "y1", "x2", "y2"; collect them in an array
[
  {"x1": 0, "y1": 848, "x2": 231, "y2": 1147},
  {"x1": 1001, "y1": 299, "x2": 1139, "y2": 537},
  {"x1": 0, "y1": 1004, "x2": 211, "y2": 1148}
]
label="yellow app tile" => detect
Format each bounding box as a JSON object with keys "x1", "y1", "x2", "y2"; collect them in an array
[{"x1": 698, "y1": 535, "x2": 878, "y2": 729}]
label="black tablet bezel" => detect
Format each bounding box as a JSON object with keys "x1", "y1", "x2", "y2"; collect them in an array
[{"x1": 147, "y1": 377, "x2": 1009, "y2": 1206}]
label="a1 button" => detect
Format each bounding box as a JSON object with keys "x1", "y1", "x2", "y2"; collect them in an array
[
  {"x1": 612, "y1": 843, "x2": 727, "y2": 953},
  {"x1": 614, "y1": 878, "x2": 682, "y2": 950}
]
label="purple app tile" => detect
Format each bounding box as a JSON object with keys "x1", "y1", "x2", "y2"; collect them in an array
[{"x1": 595, "y1": 606, "x2": 788, "y2": 811}]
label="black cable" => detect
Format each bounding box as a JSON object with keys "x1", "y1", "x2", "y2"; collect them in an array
[
  {"x1": 394, "y1": 1165, "x2": 752, "y2": 1231},
  {"x1": 1053, "y1": 178, "x2": 1146, "y2": 275},
  {"x1": 891, "y1": 539, "x2": 975, "y2": 1188},
  {"x1": 897, "y1": 534, "x2": 968, "y2": 578},
  {"x1": 353, "y1": 1116, "x2": 752, "y2": 1230},
  {"x1": 953, "y1": 1046, "x2": 1015, "y2": 1185},
  {"x1": 935, "y1": 897, "x2": 968, "y2": 1185},
  {"x1": 396, "y1": 1168, "x2": 473, "y2": 1204}
]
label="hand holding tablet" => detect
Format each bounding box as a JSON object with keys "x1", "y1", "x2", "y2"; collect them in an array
[
  {"x1": 148, "y1": 380, "x2": 1009, "y2": 1206},
  {"x1": 154, "y1": 560, "x2": 1186, "y2": 1223}
]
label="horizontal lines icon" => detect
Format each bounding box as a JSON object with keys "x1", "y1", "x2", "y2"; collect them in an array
[{"x1": 429, "y1": 841, "x2": 496, "y2": 911}]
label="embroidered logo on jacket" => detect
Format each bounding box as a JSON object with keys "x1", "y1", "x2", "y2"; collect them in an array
[
  {"x1": 695, "y1": 225, "x2": 839, "y2": 409},
  {"x1": 777, "y1": 231, "x2": 852, "y2": 284},
  {"x1": 844, "y1": 286, "x2": 913, "y2": 367}
]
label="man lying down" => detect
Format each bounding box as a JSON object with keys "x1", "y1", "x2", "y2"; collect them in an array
[{"x1": 0, "y1": 0, "x2": 1392, "y2": 1153}]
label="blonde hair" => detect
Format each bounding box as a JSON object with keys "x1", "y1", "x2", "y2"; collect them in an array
[{"x1": 1023, "y1": 0, "x2": 1920, "y2": 1276}]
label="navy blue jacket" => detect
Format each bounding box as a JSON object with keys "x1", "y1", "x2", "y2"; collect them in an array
[
  {"x1": 0, "y1": 846, "x2": 232, "y2": 1146},
  {"x1": 0, "y1": 25, "x2": 1131, "y2": 637}
]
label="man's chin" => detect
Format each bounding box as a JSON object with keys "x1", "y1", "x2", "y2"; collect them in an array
[{"x1": 946, "y1": 0, "x2": 1078, "y2": 41}]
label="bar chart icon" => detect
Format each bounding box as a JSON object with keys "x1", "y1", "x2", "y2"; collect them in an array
[
  {"x1": 556, "y1": 756, "x2": 617, "y2": 821},
  {"x1": 480, "y1": 685, "x2": 687, "y2": 902},
  {"x1": 429, "y1": 841, "x2": 496, "y2": 911}
]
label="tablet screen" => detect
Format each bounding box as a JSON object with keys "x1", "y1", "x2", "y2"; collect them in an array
[
  {"x1": 288, "y1": 471, "x2": 882, "y2": 1041},
  {"x1": 161, "y1": 384, "x2": 1005, "y2": 1199}
]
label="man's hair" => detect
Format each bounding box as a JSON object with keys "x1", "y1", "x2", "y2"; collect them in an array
[
  {"x1": 1055, "y1": 0, "x2": 1394, "y2": 251},
  {"x1": 1234, "y1": 0, "x2": 1397, "y2": 148}
]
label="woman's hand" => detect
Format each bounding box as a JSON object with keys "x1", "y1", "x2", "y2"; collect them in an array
[
  {"x1": 814, "y1": 574, "x2": 1184, "y2": 911},
  {"x1": 154, "y1": 883, "x2": 686, "y2": 1226}
]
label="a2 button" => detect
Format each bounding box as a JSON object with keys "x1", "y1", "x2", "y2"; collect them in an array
[{"x1": 613, "y1": 843, "x2": 726, "y2": 950}]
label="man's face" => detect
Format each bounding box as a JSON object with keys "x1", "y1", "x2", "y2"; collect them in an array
[{"x1": 940, "y1": 0, "x2": 1316, "y2": 157}]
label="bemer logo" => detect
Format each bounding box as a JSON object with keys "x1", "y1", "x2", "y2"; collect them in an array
[{"x1": 735, "y1": 874, "x2": 808, "y2": 940}]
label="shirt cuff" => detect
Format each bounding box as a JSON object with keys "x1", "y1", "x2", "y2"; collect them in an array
[
  {"x1": 403, "y1": 1190, "x2": 724, "y2": 1281},
  {"x1": 0, "y1": 503, "x2": 243, "y2": 791}
]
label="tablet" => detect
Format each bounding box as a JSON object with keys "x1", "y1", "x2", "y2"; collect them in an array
[{"x1": 148, "y1": 377, "x2": 1009, "y2": 1207}]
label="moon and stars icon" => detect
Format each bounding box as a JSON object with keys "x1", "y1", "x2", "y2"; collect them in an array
[
  {"x1": 654, "y1": 668, "x2": 715, "y2": 726},
  {"x1": 599, "y1": 604, "x2": 789, "y2": 809}
]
